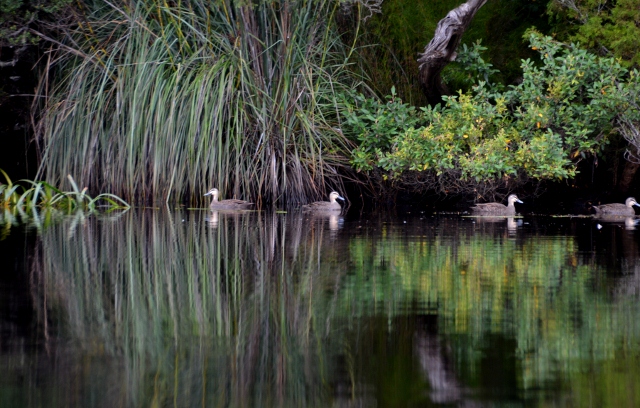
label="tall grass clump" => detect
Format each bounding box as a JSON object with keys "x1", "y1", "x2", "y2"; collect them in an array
[{"x1": 36, "y1": 0, "x2": 365, "y2": 207}]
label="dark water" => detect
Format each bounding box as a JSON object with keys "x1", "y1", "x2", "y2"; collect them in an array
[{"x1": 1, "y1": 210, "x2": 640, "y2": 407}]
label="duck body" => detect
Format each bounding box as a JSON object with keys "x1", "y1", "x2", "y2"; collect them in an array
[
  {"x1": 205, "y1": 188, "x2": 254, "y2": 210},
  {"x1": 302, "y1": 191, "x2": 345, "y2": 213},
  {"x1": 471, "y1": 194, "x2": 523, "y2": 216},
  {"x1": 593, "y1": 197, "x2": 639, "y2": 216}
]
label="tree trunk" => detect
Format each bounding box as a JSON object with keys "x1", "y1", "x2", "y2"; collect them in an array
[{"x1": 417, "y1": 0, "x2": 488, "y2": 106}]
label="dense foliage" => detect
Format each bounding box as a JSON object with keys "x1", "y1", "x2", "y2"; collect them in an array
[
  {"x1": 343, "y1": 30, "x2": 640, "y2": 196},
  {"x1": 0, "y1": 0, "x2": 72, "y2": 47},
  {"x1": 548, "y1": 0, "x2": 640, "y2": 68}
]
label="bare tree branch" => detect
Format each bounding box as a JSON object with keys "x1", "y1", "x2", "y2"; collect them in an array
[
  {"x1": 417, "y1": 0, "x2": 487, "y2": 106},
  {"x1": 620, "y1": 116, "x2": 640, "y2": 164},
  {"x1": 28, "y1": 28, "x2": 93, "y2": 61},
  {"x1": 0, "y1": 45, "x2": 28, "y2": 67},
  {"x1": 553, "y1": 0, "x2": 588, "y2": 24}
]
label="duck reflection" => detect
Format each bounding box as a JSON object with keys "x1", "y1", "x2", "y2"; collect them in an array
[
  {"x1": 206, "y1": 209, "x2": 256, "y2": 229},
  {"x1": 206, "y1": 210, "x2": 220, "y2": 228},
  {"x1": 594, "y1": 215, "x2": 638, "y2": 230},
  {"x1": 308, "y1": 213, "x2": 343, "y2": 231},
  {"x1": 303, "y1": 212, "x2": 344, "y2": 240},
  {"x1": 204, "y1": 210, "x2": 344, "y2": 266},
  {"x1": 473, "y1": 216, "x2": 520, "y2": 236}
]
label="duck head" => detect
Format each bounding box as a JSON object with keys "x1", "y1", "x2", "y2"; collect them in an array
[
  {"x1": 625, "y1": 197, "x2": 640, "y2": 208},
  {"x1": 329, "y1": 191, "x2": 345, "y2": 203},
  {"x1": 204, "y1": 188, "x2": 220, "y2": 201},
  {"x1": 508, "y1": 194, "x2": 523, "y2": 205}
]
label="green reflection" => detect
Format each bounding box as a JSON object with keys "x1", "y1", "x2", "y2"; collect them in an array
[{"x1": 1, "y1": 213, "x2": 639, "y2": 407}]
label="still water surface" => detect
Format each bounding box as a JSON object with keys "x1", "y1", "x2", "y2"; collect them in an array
[{"x1": 1, "y1": 210, "x2": 639, "y2": 407}]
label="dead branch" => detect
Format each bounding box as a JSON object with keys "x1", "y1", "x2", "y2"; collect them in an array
[{"x1": 417, "y1": 0, "x2": 487, "y2": 106}]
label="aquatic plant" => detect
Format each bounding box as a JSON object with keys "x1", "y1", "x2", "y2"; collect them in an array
[{"x1": 0, "y1": 169, "x2": 129, "y2": 214}]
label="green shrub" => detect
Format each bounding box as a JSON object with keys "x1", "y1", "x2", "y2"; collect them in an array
[{"x1": 344, "y1": 30, "x2": 640, "y2": 194}]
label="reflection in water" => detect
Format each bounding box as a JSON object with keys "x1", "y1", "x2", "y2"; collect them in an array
[
  {"x1": 206, "y1": 209, "x2": 219, "y2": 227},
  {"x1": 414, "y1": 328, "x2": 463, "y2": 404},
  {"x1": 595, "y1": 214, "x2": 639, "y2": 230},
  {"x1": 300, "y1": 212, "x2": 344, "y2": 241},
  {"x1": 207, "y1": 209, "x2": 258, "y2": 229},
  {"x1": 472, "y1": 215, "x2": 520, "y2": 236},
  {"x1": 1, "y1": 213, "x2": 640, "y2": 406}
]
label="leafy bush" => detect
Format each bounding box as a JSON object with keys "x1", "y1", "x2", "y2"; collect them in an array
[
  {"x1": 446, "y1": 40, "x2": 502, "y2": 92},
  {"x1": 344, "y1": 30, "x2": 640, "y2": 194},
  {"x1": 342, "y1": 87, "x2": 425, "y2": 172}
]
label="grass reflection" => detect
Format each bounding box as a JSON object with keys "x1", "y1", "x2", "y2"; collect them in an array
[
  {"x1": 9, "y1": 213, "x2": 640, "y2": 406},
  {"x1": 27, "y1": 210, "x2": 350, "y2": 407}
]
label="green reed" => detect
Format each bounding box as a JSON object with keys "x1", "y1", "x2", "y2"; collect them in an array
[{"x1": 36, "y1": 0, "x2": 362, "y2": 207}]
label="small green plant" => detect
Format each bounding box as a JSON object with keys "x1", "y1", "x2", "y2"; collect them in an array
[
  {"x1": 1, "y1": 169, "x2": 130, "y2": 212},
  {"x1": 0, "y1": 169, "x2": 22, "y2": 209}
]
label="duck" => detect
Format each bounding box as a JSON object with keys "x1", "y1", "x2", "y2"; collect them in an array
[
  {"x1": 204, "y1": 188, "x2": 253, "y2": 210},
  {"x1": 302, "y1": 191, "x2": 345, "y2": 212},
  {"x1": 471, "y1": 194, "x2": 523, "y2": 216},
  {"x1": 593, "y1": 197, "x2": 640, "y2": 216}
]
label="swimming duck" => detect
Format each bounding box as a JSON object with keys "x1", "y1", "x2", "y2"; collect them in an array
[
  {"x1": 204, "y1": 188, "x2": 253, "y2": 210},
  {"x1": 593, "y1": 197, "x2": 640, "y2": 216},
  {"x1": 302, "y1": 191, "x2": 345, "y2": 212},
  {"x1": 471, "y1": 194, "x2": 523, "y2": 216}
]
